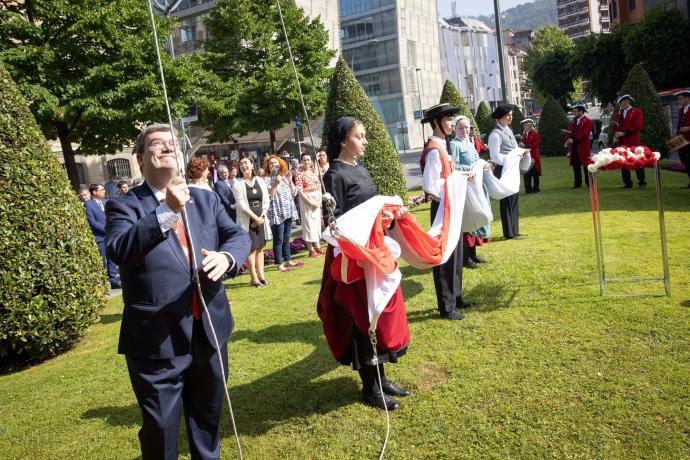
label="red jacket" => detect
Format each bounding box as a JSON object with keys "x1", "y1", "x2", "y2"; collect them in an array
[
  {"x1": 612, "y1": 107, "x2": 643, "y2": 147},
  {"x1": 676, "y1": 106, "x2": 690, "y2": 141},
  {"x1": 471, "y1": 136, "x2": 487, "y2": 156},
  {"x1": 522, "y1": 128, "x2": 542, "y2": 175},
  {"x1": 567, "y1": 115, "x2": 592, "y2": 165}
]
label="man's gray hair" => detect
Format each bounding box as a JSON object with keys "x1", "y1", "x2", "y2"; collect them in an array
[
  {"x1": 134, "y1": 123, "x2": 178, "y2": 154},
  {"x1": 218, "y1": 164, "x2": 229, "y2": 172}
]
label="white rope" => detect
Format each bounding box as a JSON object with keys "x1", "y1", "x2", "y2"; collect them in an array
[{"x1": 145, "y1": 2, "x2": 244, "y2": 459}]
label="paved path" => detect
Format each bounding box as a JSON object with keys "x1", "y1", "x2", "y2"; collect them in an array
[{"x1": 399, "y1": 149, "x2": 423, "y2": 191}]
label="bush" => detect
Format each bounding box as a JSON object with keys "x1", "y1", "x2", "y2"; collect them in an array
[
  {"x1": 539, "y1": 96, "x2": 570, "y2": 156},
  {"x1": 439, "y1": 80, "x2": 479, "y2": 136},
  {"x1": 510, "y1": 105, "x2": 525, "y2": 135},
  {"x1": 475, "y1": 101, "x2": 495, "y2": 141},
  {"x1": 616, "y1": 63, "x2": 669, "y2": 156},
  {"x1": 321, "y1": 57, "x2": 407, "y2": 198},
  {"x1": 0, "y1": 64, "x2": 107, "y2": 364}
]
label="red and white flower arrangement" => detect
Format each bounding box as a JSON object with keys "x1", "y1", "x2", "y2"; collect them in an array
[{"x1": 587, "y1": 146, "x2": 661, "y2": 173}]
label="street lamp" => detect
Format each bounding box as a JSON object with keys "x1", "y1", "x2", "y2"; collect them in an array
[{"x1": 415, "y1": 67, "x2": 424, "y2": 141}]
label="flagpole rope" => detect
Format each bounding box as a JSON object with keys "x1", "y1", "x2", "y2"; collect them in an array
[{"x1": 145, "y1": 1, "x2": 244, "y2": 459}]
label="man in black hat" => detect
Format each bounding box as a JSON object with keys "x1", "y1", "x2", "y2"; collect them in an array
[
  {"x1": 565, "y1": 104, "x2": 593, "y2": 189},
  {"x1": 613, "y1": 94, "x2": 646, "y2": 188},
  {"x1": 674, "y1": 90, "x2": 690, "y2": 187},
  {"x1": 487, "y1": 104, "x2": 521, "y2": 239},
  {"x1": 420, "y1": 103, "x2": 475, "y2": 320}
]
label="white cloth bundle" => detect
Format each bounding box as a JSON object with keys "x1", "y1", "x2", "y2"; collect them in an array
[
  {"x1": 461, "y1": 161, "x2": 493, "y2": 232},
  {"x1": 483, "y1": 148, "x2": 526, "y2": 200}
]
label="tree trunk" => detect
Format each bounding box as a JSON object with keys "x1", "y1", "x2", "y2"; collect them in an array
[
  {"x1": 269, "y1": 129, "x2": 277, "y2": 154},
  {"x1": 56, "y1": 125, "x2": 81, "y2": 191}
]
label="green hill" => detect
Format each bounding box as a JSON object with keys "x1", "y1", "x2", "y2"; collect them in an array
[{"x1": 475, "y1": 0, "x2": 557, "y2": 31}]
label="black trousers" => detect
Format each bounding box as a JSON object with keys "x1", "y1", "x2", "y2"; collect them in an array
[
  {"x1": 494, "y1": 165, "x2": 519, "y2": 239},
  {"x1": 126, "y1": 320, "x2": 227, "y2": 460},
  {"x1": 621, "y1": 167, "x2": 646, "y2": 187},
  {"x1": 430, "y1": 200, "x2": 463, "y2": 315},
  {"x1": 679, "y1": 146, "x2": 690, "y2": 181},
  {"x1": 524, "y1": 168, "x2": 540, "y2": 193},
  {"x1": 571, "y1": 153, "x2": 589, "y2": 188}
]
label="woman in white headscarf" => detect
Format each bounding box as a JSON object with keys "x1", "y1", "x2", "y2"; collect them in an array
[{"x1": 450, "y1": 115, "x2": 492, "y2": 268}]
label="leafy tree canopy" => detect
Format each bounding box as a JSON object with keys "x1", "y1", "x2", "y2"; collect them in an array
[
  {"x1": 525, "y1": 26, "x2": 573, "y2": 75},
  {"x1": 203, "y1": 0, "x2": 334, "y2": 149},
  {"x1": 0, "y1": 0, "x2": 200, "y2": 189},
  {"x1": 530, "y1": 47, "x2": 575, "y2": 109}
]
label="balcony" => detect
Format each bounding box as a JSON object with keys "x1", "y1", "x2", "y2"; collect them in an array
[
  {"x1": 556, "y1": 0, "x2": 585, "y2": 6},
  {"x1": 558, "y1": 6, "x2": 589, "y2": 19},
  {"x1": 600, "y1": 3, "x2": 609, "y2": 10},
  {"x1": 559, "y1": 15, "x2": 591, "y2": 28}
]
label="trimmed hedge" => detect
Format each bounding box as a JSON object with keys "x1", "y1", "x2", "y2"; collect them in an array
[
  {"x1": 616, "y1": 63, "x2": 669, "y2": 156},
  {"x1": 475, "y1": 101, "x2": 495, "y2": 141},
  {"x1": 539, "y1": 96, "x2": 570, "y2": 156},
  {"x1": 0, "y1": 63, "x2": 107, "y2": 364},
  {"x1": 510, "y1": 105, "x2": 526, "y2": 136},
  {"x1": 321, "y1": 57, "x2": 407, "y2": 198},
  {"x1": 439, "y1": 79, "x2": 479, "y2": 136}
]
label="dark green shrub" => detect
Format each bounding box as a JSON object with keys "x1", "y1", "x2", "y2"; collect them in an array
[
  {"x1": 510, "y1": 105, "x2": 525, "y2": 135},
  {"x1": 539, "y1": 96, "x2": 570, "y2": 156},
  {"x1": 0, "y1": 63, "x2": 107, "y2": 364},
  {"x1": 475, "y1": 101, "x2": 495, "y2": 140},
  {"x1": 439, "y1": 80, "x2": 479, "y2": 136},
  {"x1": 616, "y1": 63, "x2": 669, "y2": 155},
  {"x1": 321, "y1": 57, "x2": 407, "y2": 197}
]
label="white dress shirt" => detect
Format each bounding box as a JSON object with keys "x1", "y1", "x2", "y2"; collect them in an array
[{"x1": 422, "y1": 135, "x2": 448, "y2": 200}]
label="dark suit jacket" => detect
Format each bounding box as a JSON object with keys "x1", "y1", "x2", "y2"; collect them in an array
[
  {"x1": 214, "y1": 179, "x2": 237, "y2": 222},
  {"x1": 84, "y1": 199, "x2": 107, "y2": 243},
  {"x1": 105, "y1": 184, "x2": 251, "y2": 360}
]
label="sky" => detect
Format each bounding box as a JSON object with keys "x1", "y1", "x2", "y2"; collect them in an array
[{"x1": 436, "y1": 0, "x2": 536, "y2": 18}]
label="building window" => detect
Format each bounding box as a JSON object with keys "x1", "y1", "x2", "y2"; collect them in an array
[
  {"x1": 107, "y1": 159, "x2": 132, "y2": 179},
  {"x1": 63, "y1": 163, "x2": 86, "y2": 185},
  {"x1": 407, "y1": 40, "x2": 417, "y2": 68},
  {"x1": 629, "y1": 0, "x2": 635, "y2": 9}
]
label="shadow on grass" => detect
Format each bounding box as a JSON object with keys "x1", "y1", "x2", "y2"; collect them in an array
[
  {"x1": 681, "y1": 300, "x2": 690, "y2": 308},
  {"x1": 99, "y1": 313, "x2": 122, "y2": 325}
]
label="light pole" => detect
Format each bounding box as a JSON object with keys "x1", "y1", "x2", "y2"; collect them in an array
[
  {"x1": 415, "y1": 67, "x2": 424, "y2": 142},
  {"x1": 493, "y1": 0, "x2": 509, "y2": 104}
]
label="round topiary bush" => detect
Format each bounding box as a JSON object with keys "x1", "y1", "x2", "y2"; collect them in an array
[
  {"x1": 475, "y1": 101, "x2": 495, "y2": 141},
  {"x1": 0, "y1": 63, "x2": 107, "y2": 364},
  {"x1": 321, "y1": 57, "x2": 407, "y2": 198},
  {"x1": 439, "y1": 79, "x2": 479, "y2": 136},
  {"x1": 539, "y1": 96, "x2": 570, "y2": 156}
]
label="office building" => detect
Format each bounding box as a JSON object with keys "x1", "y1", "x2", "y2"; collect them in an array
[
  {"x1": 557, "y1": 0, "x2": 610, "y2": 40},
  {"x1": 340, "y1": 0, "x2": 443, "y2": 150}
]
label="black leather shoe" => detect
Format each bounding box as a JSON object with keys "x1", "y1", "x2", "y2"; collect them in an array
[
  {"x1": 623, "y1": 184, "x2": 633, "y2": 189},
  {"x1": 458, "y1": 301, "x2": 474, "y2": 309},
  {"x1": 362, "y1": 390, "x2": 400, "y2": 410},
  {"x1": 472, "y1": 255, "x2": 487, "y2": 264},
  {"x1": 442, "y1": 311, "x2": 465, "y2": 320},
  {"x1": 381, "y1": 380, "x2": 410, "y2": 397},
  {"x1": 110, "y1": 282, "x2": 122, "y2": 289},
  {"x1": 639, "y1": 183, "x2": 647, "y2": 189},
  {"x1": 464, "y1": 258, "x2": 479, "y2": 269}
]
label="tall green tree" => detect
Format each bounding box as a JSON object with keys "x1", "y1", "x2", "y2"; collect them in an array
[
  {"x1": 525, "y1": 26, "x2": 573, "y2": 76},
  {"x1": 322, "y1": 57, "x2": 406, "y2": 198},
  {"x1": 623, "y1": 8, "x2": 690, "y2": 90},
  {"x1": 203, "y1": 0, "x2": 334, "y2": 151},
  {"x1": 571, "y1": 27, "x2": 629, "y2": 106},
  {"x1": 0, "y1": 0, "x2": 200, "y2": 190},
  {"x1": 439, "y1": 80, "x2": 479, "y2": 136},
  {"x1": 0, "y1": 63, "x2": 107, "y2": 362},
  {"x1": 616, "y1": 63, "x2": 669, "y2": 155},
  {"x1": 475, "y1": 101, "x2": 495, "y2": 140},
  {"x1": 530, "y1": 47, "x2": 575, "y2": 108},
  {"x1": 539, "y1": 95, "x2": 569, "y2": 156}
]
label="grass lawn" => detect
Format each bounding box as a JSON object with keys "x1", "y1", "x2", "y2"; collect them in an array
[{"x1": 1, "y1": 157, "x2": 689, "y2": 459}]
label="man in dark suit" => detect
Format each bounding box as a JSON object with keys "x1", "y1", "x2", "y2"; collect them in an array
[
  {"x1": 84, "y1": 183, "x2": 120, "y2": 289},
  {"x1": 674, "y1": 90, "x2": 690, "y2": 188},
  {"x1": 213, "y1": 164, "x2": 237, "y2": 222},
  {"x1": 106, "y1": 124, "x2": 250, "y2": 460},
  {"x1": 613, "y1": 94, "x2": 646, "y2": 188}
]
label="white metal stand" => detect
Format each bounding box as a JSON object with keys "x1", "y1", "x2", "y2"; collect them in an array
[{"x1": 588, "y1": 163, "x2": 670, "y2": 297}]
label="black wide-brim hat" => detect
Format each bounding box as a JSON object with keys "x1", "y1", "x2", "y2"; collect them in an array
[
  {"x1": 491, "y1": 104, "x2": 514, "y2": 119},
  {"x1": 422, "y1": 103, "x2": 461, "y2": 124}
]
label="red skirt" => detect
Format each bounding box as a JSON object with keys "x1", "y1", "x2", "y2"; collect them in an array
[
  {"x1": 463, "y1": 233, "x2": 489, "y2": 248},
  {"x1": 317, "y1": 246, "x2": 410, "y2": 365}
]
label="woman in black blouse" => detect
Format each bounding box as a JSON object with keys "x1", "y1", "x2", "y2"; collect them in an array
[{"x1": 318, "y1": 117, "x2": 410, "y2": 411}]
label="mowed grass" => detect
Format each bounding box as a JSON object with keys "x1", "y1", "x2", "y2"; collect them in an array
[{"x1": 1, "y1": 157, "x2": 689, "y2": 459}]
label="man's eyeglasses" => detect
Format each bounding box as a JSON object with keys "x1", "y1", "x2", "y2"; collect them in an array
[{"x1": 148, "y1": 139, "x2": 180, "y2": 150}]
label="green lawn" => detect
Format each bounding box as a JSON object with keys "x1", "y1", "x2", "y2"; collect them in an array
[{"x1": 1, "y1": 157, "x2": 689, "y2": 459}]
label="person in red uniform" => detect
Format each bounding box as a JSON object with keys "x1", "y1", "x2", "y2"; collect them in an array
[
  {"x1": 612, "y1": 94, "x2": 646, "y2": 188},
  {"x1": 519, "y1": 118, "x2": 541, "y2": 193},
  {"x1": 674, "y1": 90, "x2": 690, "y2": 188},
  {"x1": 565, "y1": 104, "x2": 593, "y2": 189},
  {"x1": 469, "y1": 126, "x2": 487, "y2": 157}
]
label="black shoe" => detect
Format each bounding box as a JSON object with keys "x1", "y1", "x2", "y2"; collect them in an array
[
  {"x1": 623, "y1": 184, "x2": 633, "y2": 189},
  {"x1": 457, "y1": 301, "x2": 474, "y2": 309},
  {"x1": 572, "y1": 185, "x2": 581, "y2": 189},
  {"x1": 464, "y1": 258, "x2": 479, "y2": 269},
  {"x1": 442, "y1": 310, "x2": 465, "y2": 320},
  {"x1": 362, "y1": 390, "x2": 400, "y2": 410},
  {"x1": 381, "y1": 380, "x2": 410, "y2": 397},
  {"x1": 533, "y1": 188, "x2": 540, "y2": 193},
  {"x1": 506, "y1": 235, "x2": 521, "y2": 240},
  {"x1": 471, "y1": 255, "x2": 486, "y2": 264},
  {"x1": 110, "y1": 282, "x2": 122, "y2": 289},
  {"x1": 639, "y1": 183, "x2": 647, "y2": 189}
]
